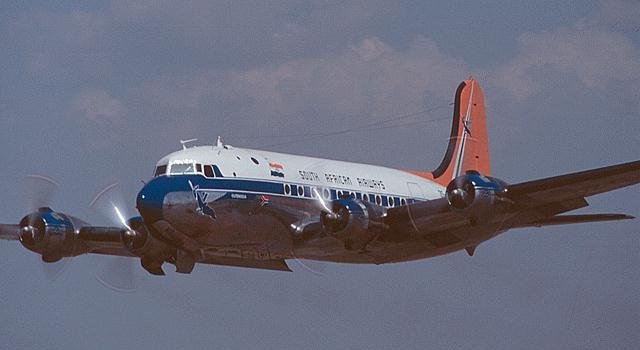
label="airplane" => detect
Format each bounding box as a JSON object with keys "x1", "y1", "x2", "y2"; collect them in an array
[{"x1": 1, "y1": 77, "x2": 638, "y2": 276}]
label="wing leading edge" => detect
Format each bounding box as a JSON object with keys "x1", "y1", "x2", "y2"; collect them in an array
[{"x1": 502, "y1": 160, "x2": 640, "y2": 204}]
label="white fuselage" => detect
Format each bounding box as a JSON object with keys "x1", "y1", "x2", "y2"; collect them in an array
[{"x1": 156, "y1": 144, "x2": 445, "y2": 206}]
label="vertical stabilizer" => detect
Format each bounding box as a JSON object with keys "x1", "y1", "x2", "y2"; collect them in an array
[{"x1": 431, "y1": 77, "x2": 490, "y2": 185}]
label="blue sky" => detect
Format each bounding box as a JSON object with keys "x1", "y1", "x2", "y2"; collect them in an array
[{"x1": 0, "y1": 1, "x2": 638, "y2": 349}]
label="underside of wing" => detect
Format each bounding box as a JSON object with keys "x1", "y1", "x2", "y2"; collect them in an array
[
  {"x1": 385, "y1": 197, "x2": 471, "y2": 233},
  {"x1": 201, "y1": 256, "x2": 292, "y2": 272}
]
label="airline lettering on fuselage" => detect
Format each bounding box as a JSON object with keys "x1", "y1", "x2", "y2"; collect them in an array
[
  {"x1": 298, "y1": 170, "x2": 321, "y2": 182},
  {"x1": 356, "y1": 177, "x2": 386, "y2": 191},
  {"x1": 297, "y1": 169, "x2": 386, "y2": 190},
  {"x1": 324, "y1": 173, "x2": 353, "y2": 186}
]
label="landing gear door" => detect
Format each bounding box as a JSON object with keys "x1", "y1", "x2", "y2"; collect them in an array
[{"x1": 405, "y1": 182, "x2": 424, "y2": 233}]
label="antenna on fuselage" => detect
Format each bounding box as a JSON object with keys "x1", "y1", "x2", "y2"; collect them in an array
[
  {"x1": 180, "y1": 138, "x2": 198, "y2": 150},
  {"x1": 216, "y1": 136, "x2": 224, "y2": 148}
]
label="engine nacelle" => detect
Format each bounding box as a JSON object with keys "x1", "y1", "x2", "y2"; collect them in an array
[
  {"x1": 18, "y1": 207, "x2": 89, "y2": 262},
  {"x1": 445, "y1": 171, "x2": 507, "y2": 224},
  {"x1": 320, "y1": 198, "x2": 386, "y2": 250},
  {"x1": 120, "y1": 217, "x2": 173, "y2": 275}
]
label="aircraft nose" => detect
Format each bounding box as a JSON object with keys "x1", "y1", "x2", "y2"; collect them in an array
[{"x1": 136, "y1": 180, "x2": 165, "y2": 223}]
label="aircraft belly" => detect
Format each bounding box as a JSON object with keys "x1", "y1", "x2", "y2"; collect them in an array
[
  {"x1": 160, "y1": 191, "x2": 325, "y2": 259},
  {"x1": 157, "y1": 190, "x2": 508, "y2": 265}
]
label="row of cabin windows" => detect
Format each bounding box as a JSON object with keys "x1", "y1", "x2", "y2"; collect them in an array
[
  {"x1": 154, "y1": 163, "x2": 223, "y2": 178},
  {"x1": 283, "y1": 183, "x2": 408, "y2": 208}
]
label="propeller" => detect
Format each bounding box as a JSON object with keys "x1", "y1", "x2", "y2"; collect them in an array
[
  {"x1": 24, "y1": 174, "x2": 71, "y2": 281},
  {"x1": 313, "y1": 187, "x2": 341, "y2": 223},
  {"x1": 281, "y1": 187, "x2": 339, "y2": 276},
  {"x1": 25, "y1": 174, "x2": 59, "y2": 212},
  {"x1": 446, "y1": 175, "x2": 476, "y2": 210},
  {"x1": 88, "y1": 182, "x2": 138, "y2": 293}
]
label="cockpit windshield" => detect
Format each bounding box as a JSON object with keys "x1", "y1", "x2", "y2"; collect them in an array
[{"x1": 169, "y1": 163, "x2": 196, "y2": 175}]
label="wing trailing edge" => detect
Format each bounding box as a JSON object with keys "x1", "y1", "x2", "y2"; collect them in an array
[{"x1": 514, "y1": 213, "x2": 635, "y2": 228}]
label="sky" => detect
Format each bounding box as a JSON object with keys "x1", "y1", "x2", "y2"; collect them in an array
[{"x1": 0, "y1": 1, "x2": 639, "y2": 349}]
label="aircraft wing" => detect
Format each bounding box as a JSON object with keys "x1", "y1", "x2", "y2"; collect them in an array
[
  {"x1": 498, "y1": 160, "x2": 640, "y2": 228},
  {"x1": 0, "y1": 222, "x2": 134, "y2": 256},
  {"x1": 0, "y1": 224, "x2": 21, "y2": 241},
  {"x1": 502, "y1": 160, "x2": 640, "y2": 205},
  {"x1": 386, "y1": 160, "x2": 639, "y2": 233},
  {"x1": 201, "y1": 256, "x2": 291, "y2": 272}
]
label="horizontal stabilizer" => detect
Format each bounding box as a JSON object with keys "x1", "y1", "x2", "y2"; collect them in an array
[{"x1": 518, "y1": 214, "x2": 634, "y2": 228}]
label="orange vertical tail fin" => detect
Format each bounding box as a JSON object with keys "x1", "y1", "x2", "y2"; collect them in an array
[{"x1": 429, "y1": 77, "x2": 490, "y2": 186}]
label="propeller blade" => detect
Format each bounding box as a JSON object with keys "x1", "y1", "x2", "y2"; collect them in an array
[
  {"x1": 42, "y1": 259, "x2": 71, "y2": 282},
  {"x1": 25, "y1": 174, "x2": 59, "y2": 211},
  {"x1": 113, "y1": 205, "x2": 132, "y2": 231},
  {"x1": 95, "y1": 256, "x2": 136, "y2": 293},
  {"x1": 289, "y1": 249, "x2": 327, "y2": 276},
  {"x1": 88, "y1": 182, "x2": 139, "y2": 292},
  {"x1": 289, "y1": 258, "x2": 328, "y2": 276},
  {"x1": 312, "y1": 188, "x2": 332, "y2": 213}
]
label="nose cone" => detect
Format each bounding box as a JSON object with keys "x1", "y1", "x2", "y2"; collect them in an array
[{"x1": 136, "y1": 179, "x2": 165, "y2": 224}]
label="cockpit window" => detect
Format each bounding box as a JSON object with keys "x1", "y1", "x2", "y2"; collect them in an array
[
  {"x1": 169, "y1": 163, "x2": 195, "y2": 175},
  {"x1": 203, "y1": 165, "x2": 215, "y2": 178},
  {"x1": 154, "y1": 165, "x2": 167, "y2": 177},
  {"x1": 196, "y1": 164, "x2": 202, "y2": 173}
]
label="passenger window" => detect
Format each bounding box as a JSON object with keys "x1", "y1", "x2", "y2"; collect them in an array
[
  {"x1": 204, "y1": 165, "x2": 214, "y2": 178},
  {"x1": 154, "y1": 165, "x2": 167, "y2": 177}
]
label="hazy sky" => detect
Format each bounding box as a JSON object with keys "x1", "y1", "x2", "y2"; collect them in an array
[{"x1": 1, "y1": 1, "x2": 638, "y2": 349}]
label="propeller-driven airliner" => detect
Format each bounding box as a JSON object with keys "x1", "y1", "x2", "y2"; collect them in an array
[{"x1": 1, "y1": 77, "x2": 638, "y2": 275}]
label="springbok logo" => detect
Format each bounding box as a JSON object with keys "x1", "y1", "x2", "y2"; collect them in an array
[{"x1": 188, "y1": 180, "x2": 216, "y2": 220}]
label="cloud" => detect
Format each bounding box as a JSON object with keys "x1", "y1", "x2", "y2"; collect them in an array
[
  {"x1": 71, "y1": 88, "x2": 126, "y2": 122},
  {"x1": 595, "y1": 0, "x2": 640, "y2": 30},
  {"x1": 493, "y1": 22, "x2": 640, "y2": 99},
  {"x1": 6, "y1": 9, "x2": 108, "y2": 76},
  {"x1": 137, "y1": 36, "x2": 467, "y2": 126}
]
